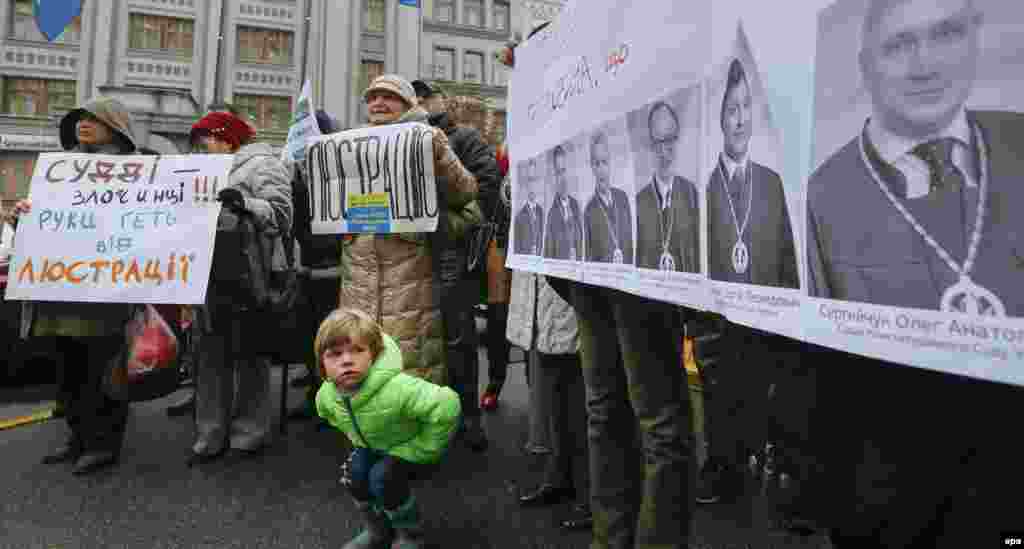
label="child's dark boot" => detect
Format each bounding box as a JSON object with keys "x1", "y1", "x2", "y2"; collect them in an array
[
  {"x1": 384, "y1": 496, "x2": 425, "y2": 549},
  {"x1": 343, "y1": 499, "x2": 393, "y2": 549}
]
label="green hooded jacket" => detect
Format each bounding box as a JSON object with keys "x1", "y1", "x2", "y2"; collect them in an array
[{"x1": 315, "y1": 333, "x2": 462, "y2": 464}]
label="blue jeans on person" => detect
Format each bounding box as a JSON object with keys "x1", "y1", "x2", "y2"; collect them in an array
[{"x1": 348, "y1": 448, "x2": 416, "y2": 510}]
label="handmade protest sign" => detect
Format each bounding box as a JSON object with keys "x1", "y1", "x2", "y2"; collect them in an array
[
  {"x1": 4, "y1": 153, "x2": 228, "y2": 305},
  {"x1": 306, "y1": 122, "x2": 437, "y2": 234}
]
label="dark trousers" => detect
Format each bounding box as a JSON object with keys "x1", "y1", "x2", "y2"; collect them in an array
[
  {"x1": 348, "y1": 448, "x2": 416, "y2": 510},
  {"x1": 569, "y1": 283, "x2": 695, "y2": 549},
  {"x1": 704, "y1": 322, "x2": 791, "y2": 469},
  {"x1": 820, "y1": 353, "x2": 1022, "y2": 549},
  {"x1": 303, "y1": 277, "x2": 340, "y2": 392},
  {"x1": 485, "y1": 302, "x2": 510, "y2": 385},
  {"x1": 445, "y1": 282, "x2": 481, "y2": 419},
  {"x1": 438, "y1": 243, "x2": 481, "y2": 419},
  {"x1": 536, "y1": 352, "x2": 588, "y2": 494},
  {"x1": 54, "y1": 335, "x2": 128, "y2": 454}
]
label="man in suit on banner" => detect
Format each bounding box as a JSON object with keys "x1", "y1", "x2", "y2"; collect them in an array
[
  {"x1": 514, "y1": 158, "x2": 544, "y2": 256},
  {"x1": 707, "y1": 59, "x2": 798, "y2": 288},
  {"x1": 635, "y1": 101, "x2": 700, "y2": 272},
  {"x1": 544, "y1": 144, "x2": 584, "y2": 261},
  {"x1": 806, "y1": 1, "x2": 1021, "y2": 546},
  {"x1": 807, "y1": 0, "x2": 1023, "y2": 317},
  {"x1": 584, "y1": 130, "x2": 633, "y2": 264}
]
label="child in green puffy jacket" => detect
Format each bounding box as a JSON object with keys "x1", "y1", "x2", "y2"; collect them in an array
[{"x1": 315, "y1": 308, "x2": 461, "y2": 549}]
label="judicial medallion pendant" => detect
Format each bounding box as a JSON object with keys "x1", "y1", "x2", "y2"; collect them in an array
[
  {"x1": 659, "y1": 250, "x2": 676, "y2": 271},
  {"x1": 718, "y1": 162, "x2": 754, "y2": 276},
  {"x1": 940, "y1": 276, "x2": 1005, "y2": 317},
  {"x1": 731, "y1": 240, "x2": 749, "y2": 274},
  {"x1": 612, "y1": 248, "x2": 624, "y2": 264},
  {"x1": 859, "y1": 122, "x2": 998, "y2": 317}
]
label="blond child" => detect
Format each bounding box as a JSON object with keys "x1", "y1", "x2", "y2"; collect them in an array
[{"x1": 314, "y1": 309, "x2": 461, "y2": 549}]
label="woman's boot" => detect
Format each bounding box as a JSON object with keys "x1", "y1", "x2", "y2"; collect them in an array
[
  {"x1": 343, "y1": 499, "x2": 393, "y2": 549},
  {"x1": 384, "y1": 496, "x2": 425, "y2": 549}
]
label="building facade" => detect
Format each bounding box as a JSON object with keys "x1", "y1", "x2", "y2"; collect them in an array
[{"x1": 0, "y1": 0, "x2": 563, "y2": 208}]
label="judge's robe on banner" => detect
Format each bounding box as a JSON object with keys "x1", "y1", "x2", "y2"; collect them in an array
[{"x1": 702, "y1": 21, "x2": 802, "y2": 339}]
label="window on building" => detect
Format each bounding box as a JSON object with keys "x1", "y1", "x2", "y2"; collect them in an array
[
  {"x1": 464, "y1": 0, "x2": 484, "y2": 27},
  {"x1": 434, "y1": 0, "x2": 454, "y2": 23},
  {"x1": 492, "y1": 59, "x2": 508, "y2": 87},
  {"x1": 364, "y1": 0, "x2": 385, "y2": 32},
  {"x1": 2, "y1": 78, "x2": 76, "y2": 115},
  {"x1": 463, "y1": 51, "x2": 484, "y2": 84},
  {"x1": 237, "y1": 26, "x2": 294, "y2": 65},
  {"x1": 359, "y1": 60, "x2": 385, "y2": 96},
  {"x1": 493, "y1": 1, "x2": 510, "y2": 32},
  {"x1": 433, "y1": 47, "x2": 455, "y2": 81},
  {"x1": 128, "y1": 13, "x2": 194, "y2": 58},
  {"x1": 10, "y1": 0, "x2": 83, "y2": 43},
  {"x1": 0, "y1": 155, "x2": 36, "y2": 202},
  {"x1": 234, "y1": 94, "x2": 291, "y2": 130}
]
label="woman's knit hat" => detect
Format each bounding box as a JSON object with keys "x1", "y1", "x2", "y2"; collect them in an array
[
  {"x1": 190, "y1": 111, "x2": 256, "y2": 149},
  {"x1": 363, "y1": 74, "x2": 418, "y2": 108}
]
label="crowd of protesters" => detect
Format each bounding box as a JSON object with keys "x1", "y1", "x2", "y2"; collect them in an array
[{"x1": 2, "y1": 15, "x2": 1020, "y2": 549}]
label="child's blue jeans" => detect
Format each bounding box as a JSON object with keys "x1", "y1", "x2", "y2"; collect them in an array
[{"x1": 347, "y1": 448, "x2": 416, "y2": 510}]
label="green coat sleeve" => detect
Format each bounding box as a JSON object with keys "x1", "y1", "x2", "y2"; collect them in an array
[{"x1": 389, "y1": 376, "x2": 461, "y2": 463}]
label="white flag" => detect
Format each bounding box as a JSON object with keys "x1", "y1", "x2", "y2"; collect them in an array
[{"x1": 285, "y1": 80, "x2": 321, "y2": 164}]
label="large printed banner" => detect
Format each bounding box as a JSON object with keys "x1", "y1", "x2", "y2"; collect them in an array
[
  {"x1": 507, "y1": 0, "x2": 1024, "y2": 387},
  {"x1": 307, "y1": 122, "x2": 437, "y2": 235},
  {"x1": 4, "y1": 153, "x2": 227, "y2": 305}
]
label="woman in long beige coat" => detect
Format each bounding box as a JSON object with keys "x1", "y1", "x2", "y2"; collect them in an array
[{"x1": 338, "y1": 75, "x2": 478, "y2": 388}]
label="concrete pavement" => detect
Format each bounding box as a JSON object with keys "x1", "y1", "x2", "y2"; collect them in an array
[{"x1": 0, "y1": 345, "x2": 833, "y2": 549}]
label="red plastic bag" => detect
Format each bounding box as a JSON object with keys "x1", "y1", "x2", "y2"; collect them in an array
[
  {"x1": 127, "y1": 306, "x2": 178, "y2": 381},
  {"x1": 103, "y1": 305, "x2": 181, "y2": 401}
]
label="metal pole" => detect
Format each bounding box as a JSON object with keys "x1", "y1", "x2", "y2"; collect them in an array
[
  {"x1": 299, "y1": 0, "x2": 312, "y2": 94},
  {"x1": 210, "y1": 0, "x2": 230, "y2": 110}
]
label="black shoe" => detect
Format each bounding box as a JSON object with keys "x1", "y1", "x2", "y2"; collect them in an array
[
  {"x1": 225, "y1": 445, "x2": 266, "y2": 464},
  {"x1": 72, "y1": 451, "x2": 118, "y2": 475},
  {"x1": 519, "y1": 484, "x2": 576, "y2": 507},
  {"x1": 166, "y1": 394, "x2": 195, "y2": 417},
  {"x1": 695, "y1": 462, "x2": 723, "y2": 504},
  {"x1": 696, "y1": 461, "x2": 746, "y2": 504},
  {"x1": 561, "y1": 504, "x2": 593, "y2": 530},
  {"x1": 41, "y1": 443, "x2": 82, "y2": 465},
  {"x1": 186, "y1": 449, "x2": 225, "y2": 468},
  {"x1": 561, "y1": 514, "x2": 593, "y2": 530}
]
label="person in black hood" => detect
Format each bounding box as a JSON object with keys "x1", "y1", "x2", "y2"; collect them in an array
[
  {"x1": 287, "y1": 109, "x2": 345, "y2": 420},
  {"x1": 413, "y1": 81, "x2": 503, "y2": 451}
]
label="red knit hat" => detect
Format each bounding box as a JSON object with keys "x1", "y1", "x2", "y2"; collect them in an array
[{"x1": 190, "y1": 111, "x2": 256, "y2": 149}]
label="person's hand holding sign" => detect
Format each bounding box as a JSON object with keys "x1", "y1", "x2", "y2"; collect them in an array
[
  {"x1": 217, "y1": 188, "x2": 246, "y2": 213},
  {"x1": 13, "y1": 199, "x2": 31, "y2": 216}
]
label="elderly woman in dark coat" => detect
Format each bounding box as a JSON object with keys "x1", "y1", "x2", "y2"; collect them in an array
[{"x1": 9, "y1": 97, "x2": 140, "y2": 475}]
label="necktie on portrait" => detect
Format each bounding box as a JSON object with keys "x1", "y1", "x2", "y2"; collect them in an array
[
  {"x1": 730, "y1": 165, "x2": 746, "y2": 222},
  {"x1": 911, "y1": 138, "x2": 966, "y2": 195}
]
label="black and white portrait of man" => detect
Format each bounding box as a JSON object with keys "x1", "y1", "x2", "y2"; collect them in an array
[
  {"x1": 707, "y1": 58, "x2": 798, "y2": 288},
  {"x1": 808, "y1": 0, "x2": 1024, "y2": 317}
]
